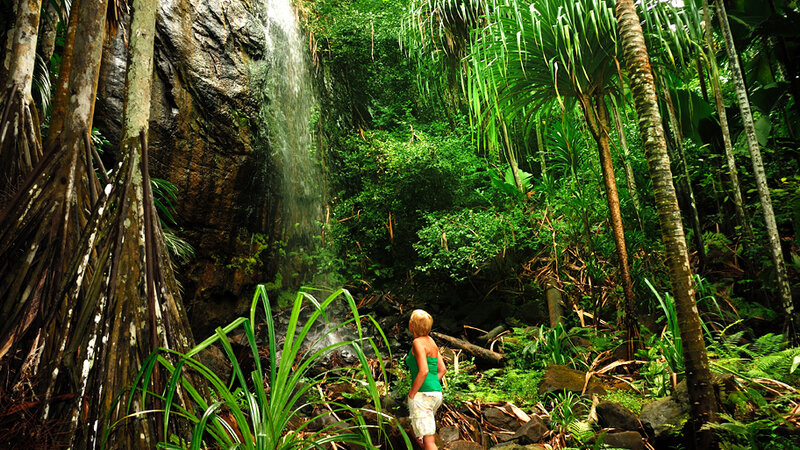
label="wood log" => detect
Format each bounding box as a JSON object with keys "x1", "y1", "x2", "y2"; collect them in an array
[
  {"x1": 431, "y1": 332, "x2": 505, "y2": 367},
  {"x1": 477, "y1": 325, "x2": 506, "y2": 344}
]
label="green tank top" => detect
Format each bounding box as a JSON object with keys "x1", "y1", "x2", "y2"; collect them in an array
[{"x1": 405, "y1": 350, "x2": 442, "y2": 392}]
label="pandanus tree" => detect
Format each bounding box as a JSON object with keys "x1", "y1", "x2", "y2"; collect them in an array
[
  {"x1": 0, "y1": 0, "x2": 44, "y2": 196},
  {"x1": 464, "y1": 0, "x2": 638, "y2": 344},
  {"x1": 616, "y1": 0, "x2": 717, "y2": 444},
  {"x1": 0, "y1": 0, "x2": 196, "y2": 445}
]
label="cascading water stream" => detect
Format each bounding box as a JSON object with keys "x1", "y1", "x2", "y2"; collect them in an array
[
  {"x1": 252, "y1": 0, "x2": 364, "y2": 359},
  {"x1": 256, "y1": 0, "x2": 322, "y2": 251}
]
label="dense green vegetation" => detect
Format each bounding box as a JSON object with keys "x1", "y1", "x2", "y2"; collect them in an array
[{"x1": 1, "y1": 0, "x2": 799, "y2": 447}]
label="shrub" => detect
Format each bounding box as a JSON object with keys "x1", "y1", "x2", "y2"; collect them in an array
[{"x1": 115, "y1": 285, "x2": 409, "y2": 449}]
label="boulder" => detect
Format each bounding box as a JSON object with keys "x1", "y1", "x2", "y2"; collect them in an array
[
  {"x1": 510, "y1": 416, "x2": 548, "y2": 444},
  {"x1": 638, "y1": 396, "x2": 688, "y2": 439},
  {"x1": 484, "y1": 406, "x2": 521, "y2": 430},
  {"x1": 195, "y1": 344, "x2": 232, "y2": 379},
  {"x1": 538, "y1": 365, "x2": 606, "y2": 396},
  {"x1": 94, "y1": 0, "x2": 306, "y2": 335},
  {"x1": 490, "y1": 443, "x2": 547, "y2": 450},
  {"x1": 596, "y1": 401, "x2": 641, "y2": 432},
  {"x1": 601, "y1": 430, "x2": 645, "y2": 450},
  {"x1": 445, "y1": 440, "x2": 484, "y2": 450},
  {"x1": 439, "y1": 426, "x2": 461, "y2": 444}
]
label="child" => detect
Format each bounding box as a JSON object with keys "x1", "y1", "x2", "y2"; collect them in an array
[{"x1": 406, "y1": 309, "x2": 447, "y2": 449}]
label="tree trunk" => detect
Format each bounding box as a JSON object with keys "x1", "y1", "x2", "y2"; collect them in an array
[
  {"x1": 96, "y1": 0, "x2": 197, "y2": 444},
  {"x1": 536, "y1": 114, "x2": 547, "y2": 177},
  {"x1": 0, "y1": 0, "x2": 110, "y2": 444},
  {"x1": 431, "y1": 332, "x2": 505, "y2": 367},
  {"x1": 662, "y1": 86, "x2": 706, "y2": 269},
  {"x1": 715, "y1": 0, "x2": 798, "y2": 339},
  {"x1": 616, "y1": 0, "x2": 717, "y2": 446},
  {"x1": 35, "y1": 0, "x2": 60, "y2": 65},
  {"x1": 501, "y1": 120, "x2": 525, "y2": 192},
  {"x1": 0, "y1": 0, "x2": 43, "y2": 196},
  {"x1": 0, "y1": 0, "x2": 18, "y2": 83},
  {"x1": 610, "y1": 99, "x2": 643, "y2": 229},
  {"x1": 44, "y1": 0, "x2": 81, "y2": 149},
  {"x1": 701, "y1": 0, "x2": 751, "y2": 240},
  {"x1": 579, "y1": 92, "x2": 637, "y2": 350}
]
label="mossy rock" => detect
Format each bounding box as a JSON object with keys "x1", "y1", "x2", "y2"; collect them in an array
[{"x1": 538, "y1": 364, "x2": 606, "y2": 396}]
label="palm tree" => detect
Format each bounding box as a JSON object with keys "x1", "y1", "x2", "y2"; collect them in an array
[
  {"x1": 466, "y1": 0, "x2": 638, "y2": 341},
  {"x1": 714, "y1": 0, "x2": 798, "y2": 339},
  {"x1": 700, "y1": 0, "x2": 751, "y2": 239},
  {"x1": 615, "y1": 0, "x2": 717, "y2": 445}
]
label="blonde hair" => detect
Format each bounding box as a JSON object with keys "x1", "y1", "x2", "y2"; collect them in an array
[{"x1": 409, "y1": 309, "x2": 433, "y2": 337}]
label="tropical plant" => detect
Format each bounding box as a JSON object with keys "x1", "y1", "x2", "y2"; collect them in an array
[
  {"x1": 462, "y1": 0, "x2": 639, "y2": 337},
  {"x1": 118, "y1": 285, "x2": 410, "y2": 449},
  {"x1": 615, "y1": 0, "x2": 718, "y2": 442}
]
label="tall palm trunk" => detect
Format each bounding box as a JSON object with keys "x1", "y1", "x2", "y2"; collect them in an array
[
  {"x1": 0, "y1": 0, "x2": 43, "y2": 195},
  {"x1": 701, "y1": 0, "x2": 751, "y2": 240},
  {"x1": 662, "y1": 86, "x2": 706, "y2": 269},
  {"x1": 579, "y1": 92, "x2": 637, "y2": 348},
  {"x1": 715, "y1": 0, "x2": 798, "y2": 338},
  {"x1": 610, "y1": 100, "x2": 643, "y2": 229},
  {"x1": 615, "y1": 0, "x2": 717, "y2": 446}
]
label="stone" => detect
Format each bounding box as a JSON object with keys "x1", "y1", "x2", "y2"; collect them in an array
[
  {"x1": 195, "y1": 344, "x2": 232, "y2": 379},
  {"x1": 95, "y1": 0, "x2": 295, "y2": 336},
  {"x1": 596, "y1": 401, "x2": 641, "y2": 432},
  {"x1": 638, "y1": 396, "x2": 688, "y2": 439},
  {"x1": 439, "y1": 426, "x2": 461, "y2": 444},
  {"x1": 490, "y1": 444, "x2": 546, "y2": 450},
  {"x1": 538, "y1": 365, "x2": 606, "y2": 396},
  {"x1": 445, "y1": 440, "x2": 484, "y2": 450},
  {"x1": 484, "y1": 406, "x2": 520, "y2": 430},
  {"x1": 510, "y1": 416, "x2": 548, "y2": 444},
  {"x1": 601, "y1": 431, "x2": 645, "y2": 450}
]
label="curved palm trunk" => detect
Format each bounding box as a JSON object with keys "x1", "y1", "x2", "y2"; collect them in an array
[
  {"x1": 615, "y1": 0, "x2": 717, "y2": 446},
  {"x1": 701, "y1": 0, "x2": 751, "y2": 240},
  {"x1": 715, "y1": 0, "x2": 798, "y2": 339},
  {"x1": 0, "y1": 0, "x2": 43, "y2": 196},
  {"x1": 579, "y1": 93, "x2": 637, "y2": 348}
]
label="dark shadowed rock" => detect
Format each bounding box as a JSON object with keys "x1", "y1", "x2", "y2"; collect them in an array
[
  {"x1": 596, "y1": 401, "x2": 641, "y2": 431},
  {"x1": 195, "y1": 344, "x2": 232, "y2": 379},
  {"x1": 95, "y1": 0, "x2": 289, "y2": 336},
  {"x1": 510, "y1": 416, "x2": 548, "y2": 444},
  {"x1": 490, "y1": 443, "x2": 547, "y2": 450},
  {"x1": 439, "y1": 426, "x2": 461, "y2": 444},
  {"x1": 445, "y1": 440, "x2": 484, "y2": 450},
  {"x1": 639, "y1": 396, "x2": 688, "y2": 439},
  {"x1": 484, "y1": 407, "x2": 520, "y2": 430},
  {"x1": 538, "y1": 365, "x2": 606, "y2": 395},
  {"x1": 601, "y1": 430, "x2": 645, "y2": 450}
]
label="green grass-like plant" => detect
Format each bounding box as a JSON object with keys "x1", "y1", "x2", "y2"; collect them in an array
[{"x1": 116, "y1": 285, "x2": 410, "y2": 449}]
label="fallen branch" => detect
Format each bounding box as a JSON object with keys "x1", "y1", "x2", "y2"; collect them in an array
[{"x1": 431, "y1": 332, "x2": 505, "y2": 367}]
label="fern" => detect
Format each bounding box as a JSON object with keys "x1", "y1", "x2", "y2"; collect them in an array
[{"x1": 745, "y1": 347, "x2": 800, "y2": 383}]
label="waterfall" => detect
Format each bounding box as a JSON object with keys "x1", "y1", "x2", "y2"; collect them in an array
[{"x1": 255, "y1": 0, "x2": 322, "y2": 251}]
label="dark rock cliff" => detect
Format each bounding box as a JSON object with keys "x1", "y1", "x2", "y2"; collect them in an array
[{"x1": 95, "y1": 0, "x2": 280, "y2": 335}]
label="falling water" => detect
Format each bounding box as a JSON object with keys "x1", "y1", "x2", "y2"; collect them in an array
[{"x1": 255, "y1": 0, "x2": 322, "y2": 250}]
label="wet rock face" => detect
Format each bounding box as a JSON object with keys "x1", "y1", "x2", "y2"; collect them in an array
[{"x1": 96, "y1": 0, "x2": 278, "y2": 335}]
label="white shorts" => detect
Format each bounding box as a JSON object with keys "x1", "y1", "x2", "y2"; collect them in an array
[{"x1": 408, "y1": 391, "x2": 443, "y2": 437}]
